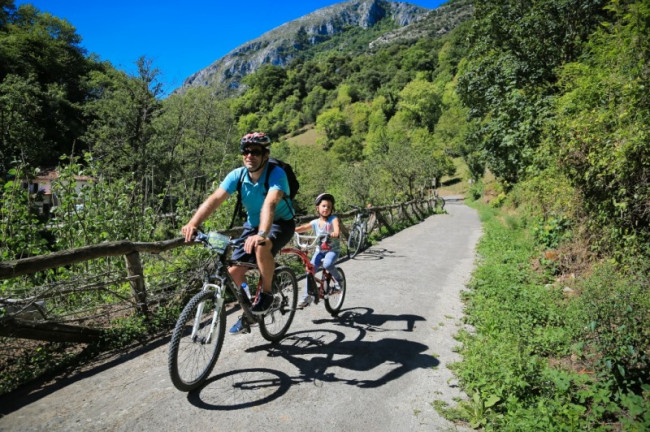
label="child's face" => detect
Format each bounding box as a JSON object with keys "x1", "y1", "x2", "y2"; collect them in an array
[{"x1": 317, "y1": 200, "x2": 333, "y2": 217}]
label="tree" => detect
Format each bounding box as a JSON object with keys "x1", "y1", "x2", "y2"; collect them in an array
[
  {"x1": 457, "y1": 0, "x2": 610, "y2": 184},
  {"x1": 82, "y1": 56, "x2": 163, "y2": 210},
  {"x1": 398, "y1": 79, "x2": 442, "y2": 132},
  {"x1": 316, "y1": 107, "x2": 350, "y2": 145},
  {"x1": 153, "y1": 86, "x2": 236, "y2": 212},
  {"x1": 0, "y1": 2, "x2": 96, "y2": 171},
  {"x1": 0, "y1": 74, "x2": 44, "y2": 172},
  {"x1": 553, "y1": 0, "x2": 650, "y2": 252}
]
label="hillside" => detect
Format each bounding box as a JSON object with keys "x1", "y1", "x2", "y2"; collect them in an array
[{"x1": 178, "y1": 0, "x2": 472, "y2": 93}]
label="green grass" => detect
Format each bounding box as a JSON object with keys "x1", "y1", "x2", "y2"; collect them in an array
[{"x1": 435, "y1": 199, "x2": 650, "y2": 431}]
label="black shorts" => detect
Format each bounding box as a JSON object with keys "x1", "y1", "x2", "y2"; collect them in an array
[{"x1": 230, "y1": 219, "x2": 295, "y2": 263}]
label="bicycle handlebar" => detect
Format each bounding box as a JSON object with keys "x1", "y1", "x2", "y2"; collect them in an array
[
  {"x1": 293, "y1": 232, "x2": 331, "y2": 249},
  {"x1": 349, "y1": 205, "x2": 370, "y2": 218},
  {"x1": 193, "y1": 230, "x2": 241, "y2": 253}
]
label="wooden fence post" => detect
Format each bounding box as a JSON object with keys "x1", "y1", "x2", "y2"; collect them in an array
[
  {"x1": 124, "y1": 252, "x2": 149, "y2": 317},
  {"x1": 401, "y1": 204, "x2": 415, "y2": 224},
  {"x1": 374, "y1": 210, "x2": 395, "y2": 235}
]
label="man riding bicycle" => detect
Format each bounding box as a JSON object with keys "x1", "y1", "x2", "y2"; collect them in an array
[{"x1": 181, "y1": 132, "x2": 295, "y2": 333}]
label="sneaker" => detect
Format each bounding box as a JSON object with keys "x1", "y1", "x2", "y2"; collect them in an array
[
  {"x1": 298, "y1": 295, "x2": 314, "y2": 309},
  {"x1": 229, "y1": 317, "x2": 250, "y2": 335},
  {"x1": 331, "y1": 280, "x2": 342, "y2": 292},
  {"x1": 251, "y1": 291, "x2": 273, "y2": 315}
]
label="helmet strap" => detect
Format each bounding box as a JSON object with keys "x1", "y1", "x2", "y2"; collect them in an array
[{"x1": 247, "y1": 157, "x2": 267, "y2": 174}]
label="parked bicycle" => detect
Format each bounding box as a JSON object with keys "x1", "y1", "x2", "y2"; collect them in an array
[
  {"x1": 168, "y1": 231, "x2": 298, "y2": 392},
  {"x1": 281, "y1": 232, "x2": 346, "y2": 316},
  {"x1": 346, "y1": 205, "x2": 371, "y2": 258}
]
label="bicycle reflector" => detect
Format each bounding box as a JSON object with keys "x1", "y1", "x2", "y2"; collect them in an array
[{"x1": 206, "y1": 232, "x2": 229, "y2": 254}]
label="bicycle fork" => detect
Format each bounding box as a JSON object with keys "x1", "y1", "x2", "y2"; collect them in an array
[{"x1": 191, "y1": 284, "x2": 225, "y2": 344}]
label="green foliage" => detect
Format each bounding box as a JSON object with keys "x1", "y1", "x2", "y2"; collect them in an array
[
  {"x1": 0, "y1": 3, "x2": 102, "y2": 172},
  {"x1": 446, "y1": 200, "x2": 650, "y2": 430},
  {"x1": 397, "y1": 78, "x2": 442, "y2": 132},
  {"x1": 0, "y1": 165, "x2": 49, "y2": 260},
  {"x1": 0, "y1": 74, "x2": 44, "y2": 171},
  {"x1": 0, "y1": 340, "x2": 82, "y2": 396},
  {"x1": 573, "y1": 261, "x2": 650, "y2": 393},
  {"x1": 457, "y1": 0, "x2": 610, "y2": 183},
  {"x1": 552, "y1": 0, "x2": 650, "y2": 257},
  {"x1": 532, "y1": 216, "x2": 572, "y2": 249}
]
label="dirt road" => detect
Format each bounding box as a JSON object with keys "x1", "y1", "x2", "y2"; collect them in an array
[{"x1": 0, "y1": 199, "x2": 481, "y2": 431}]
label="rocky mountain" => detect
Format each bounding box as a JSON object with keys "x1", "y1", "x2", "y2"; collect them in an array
[{"x1": 178, "y1": 0, "x2": 472, "y2": 94}]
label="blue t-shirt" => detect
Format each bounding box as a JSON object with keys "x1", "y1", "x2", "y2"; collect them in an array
[{"x1": 220, "y1": 163, "x2": 295, "y2": 227}]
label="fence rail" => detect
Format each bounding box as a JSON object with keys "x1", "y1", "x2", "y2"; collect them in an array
[{"x1": 0, "y1": 196, "x2": 442, "y2": 344}]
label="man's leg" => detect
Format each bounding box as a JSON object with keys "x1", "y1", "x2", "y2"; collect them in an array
[
  {"x1": 255, "y1": 240, "x2": 275, "y2": 293},
  {"x1": 252, "y1": 219, "x2": 295, "y2": 314},
  {"x1": 228, "y1": 265, "x2": 247, "y2": 289}
]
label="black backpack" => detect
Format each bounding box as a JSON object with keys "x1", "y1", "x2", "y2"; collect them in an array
[{"x1": 229, "y1": 158, "x2": 299, "y2": 228}]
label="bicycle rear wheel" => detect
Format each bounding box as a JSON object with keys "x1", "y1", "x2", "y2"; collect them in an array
[
  {"x1": 168, "y1": 289, "x2": 226, "y2": 391},
  {"x1": 347, "y1": 226, "x2": 364, "y2": 258},
  {"x1": 324, "y1": 267, "x2": 346, "y2": 316},
  {"x1": 259, "y1": 266, "x2": 298, "y2": 342}
]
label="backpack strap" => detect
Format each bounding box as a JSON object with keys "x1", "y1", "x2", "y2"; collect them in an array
[
  {"x1": 266, "y1": 163, "x2": 295, "y2": 218},
  {"x1": 229, "y1": 168, "x2": 247, "y2": 229},
  {"x1": 229, "y1": 163, "x2": 295, "y2": 229}
]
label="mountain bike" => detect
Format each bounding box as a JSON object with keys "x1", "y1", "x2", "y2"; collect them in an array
[
  {"x1": 281, "y1": 232, "x2": 346, "y2": 316},
  {"x1": 168, "y1": 231, "x2": 298, "y2": 392},
  {"x1": 346, "y1": 205, "x2": 370, "y2": 258}
]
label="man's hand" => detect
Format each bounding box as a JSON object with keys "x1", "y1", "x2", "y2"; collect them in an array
[
  {"x1": 181, "y1": 224, "x2": 197, "y2": 243},
  {"x1": 244, "y1": 234, "x2": 266, "y2": 254}
]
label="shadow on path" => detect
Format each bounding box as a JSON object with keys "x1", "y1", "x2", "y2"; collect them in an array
[
  {"x1": 0, "y1": 334, "x2": 171, "y2": 416},
  {"x1": 188, "y1": 310, "x2": 437, "y2": 411}
]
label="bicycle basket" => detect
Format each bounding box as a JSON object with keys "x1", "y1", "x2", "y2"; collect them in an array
[{"x1": 206, "y1": 231, "x2": 230, "y2": 254}]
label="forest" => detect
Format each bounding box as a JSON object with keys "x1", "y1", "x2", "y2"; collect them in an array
[{"x1": 1, "y1": 0, "x2": 649, "y2": 429}]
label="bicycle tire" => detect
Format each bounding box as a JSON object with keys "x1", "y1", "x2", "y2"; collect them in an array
[
  {"x1": 168, "y1": 289, "x2": 226, "y2": 392},
  {"x1": 324, "y1": 267, "x2": 346, "y2": 316},
  {"x1": 347, "y1": 226, "x2": 364, "y2": 258},
  {"x1": 259, "y1": 266, "x2": 298, "y2": 342}
]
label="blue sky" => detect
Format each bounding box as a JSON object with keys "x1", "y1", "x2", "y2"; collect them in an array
[{"x1": 14, "y1": 0, "x2": 449, "y2": 95}]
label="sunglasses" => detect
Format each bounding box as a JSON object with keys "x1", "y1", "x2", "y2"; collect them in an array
[{"x1": 241, "y1": 148, "x2": 264, "y2": 157}]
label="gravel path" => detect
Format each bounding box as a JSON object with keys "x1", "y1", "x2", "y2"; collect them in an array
[{"x1": 0, "y1": 198, "x2": 481, "y2": 432}]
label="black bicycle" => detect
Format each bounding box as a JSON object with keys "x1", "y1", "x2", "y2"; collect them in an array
[{"x1": 168, "y1": 231, "x2": 298, "y2": 392}]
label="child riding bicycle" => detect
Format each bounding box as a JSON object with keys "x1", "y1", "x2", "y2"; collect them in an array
[{"x1": 295, "y1": 193, "x2": 344, "y2": 308}]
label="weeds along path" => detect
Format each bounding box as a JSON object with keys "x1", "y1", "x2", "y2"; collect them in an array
[{"x1": 0, "y1": 198, "x2": 481, "y2": 432}]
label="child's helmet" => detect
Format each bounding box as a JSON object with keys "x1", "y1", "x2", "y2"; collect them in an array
[{"x1": 315, "y1": 193, "x2": 335, "y2": 207}]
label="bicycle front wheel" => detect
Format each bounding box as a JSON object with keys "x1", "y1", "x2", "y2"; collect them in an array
[
  {"x1": 168, "y1": 289, "x2": 226, "y2": 391},
  {"x1": 347, "y1": 226, "x2": 364, "y2": 258},
  {"x1": 259, "y1": 266, "x2": 297, "y2": 342},
  {"x1": 325, "y1": 267, "x2": 346, "y2": 316}
]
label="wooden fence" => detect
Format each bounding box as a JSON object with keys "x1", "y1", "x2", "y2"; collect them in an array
[{"x1": 0, "y1": 196, "x2": 442, "y2": 344}]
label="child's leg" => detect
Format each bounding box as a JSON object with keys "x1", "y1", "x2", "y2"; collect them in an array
[
  {"x1": 322, "y1": 251, "x2": 342, "y2": 282},
  {"x1": 310, "y1": 251, "x2": 324, "y2": 268},
  {"x1": 300, "y1": 251, "x2": 325, "y2": 304}
]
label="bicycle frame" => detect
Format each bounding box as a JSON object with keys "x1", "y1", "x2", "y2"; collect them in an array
[
  {"x1": 281, "y1": 234, "x2": 333, "y2": 303},
  {"x1": 195, "y1": 232, "x2": 266, "y2": 332},
  {"x1": 349, "y1": 205, "x2": 370, "y2": 235},
  {"x1": 169, "y1": 231, "x2": 298, "y2": 392}
]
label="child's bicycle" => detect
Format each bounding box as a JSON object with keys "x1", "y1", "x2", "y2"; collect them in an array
[
  {"x1": 168, "y1": 231, "x2": 298, "y2": 392},
  {"x1": 346, "y1": 205, "x2": 371, "y2": 258},
  {"x1": 281, "y1": 232, "x2": 347, "y2": 316}
]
